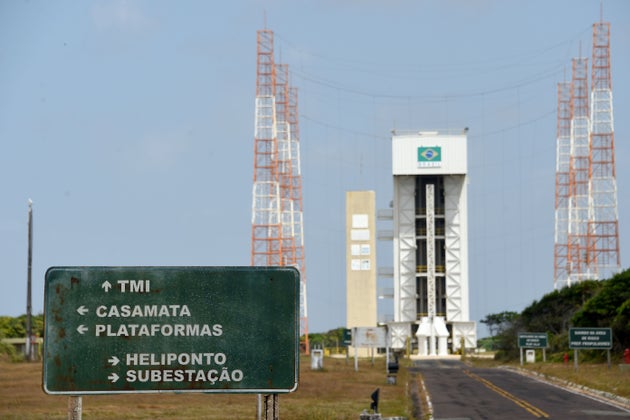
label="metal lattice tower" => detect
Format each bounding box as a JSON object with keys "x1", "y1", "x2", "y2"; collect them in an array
[
  {"x1": 556, "y1": 18, "x2": 621, "y2": 288},
  {"x1": 288, "y1": 86, "x2": 309, "y2": 353},
  {"x1": 554, "y1": 81, "x2": 571, "y2": 289},
  {"x1": 251, "y1": 29, "x2": 280, "y2": 267},
  {"x1": 251, "y1": 29, "x2": 309, "y2": 353},
  {"x1": 567, "y1": 56, "x2": 592, "y2": 285},
  {"x1": 588, "y1": 20, "x2": 620, "y2": 279}
]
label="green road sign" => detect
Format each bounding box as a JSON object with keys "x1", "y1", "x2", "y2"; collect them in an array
[
  {"x1": 342, "y1": 328, "x2": 352, "y2": 346},
  {"x1": 43, "y1": 266, "x2": 299, "y2": 395},
  {"x1": 518, "y1": 332, "x2": 548, "y2": 349},
  {"x1": 569, "y1": 327, "x2": 612, "y2": 349}
]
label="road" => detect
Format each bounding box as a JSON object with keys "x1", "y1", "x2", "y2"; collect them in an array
[{"x1": 410, "y1": 358, "x2": 630, "y2": 419}]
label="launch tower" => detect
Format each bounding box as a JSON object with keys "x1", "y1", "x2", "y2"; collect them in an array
[{"x1": 390, "y1": 130, "x2": 476, "y2": 355}]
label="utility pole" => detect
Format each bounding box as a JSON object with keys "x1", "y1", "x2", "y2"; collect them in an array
[{"x1": 26, "y1": 199, "x2": 33, "y2": 362}]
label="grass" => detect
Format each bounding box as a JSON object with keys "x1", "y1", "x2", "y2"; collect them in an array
[
  {"x1": 518, "y1": 361, "x2": 630, "y2": 399},
  {"x1": 2, "y1": 353, "x2": 627, "y2": 419},
  {"x1": 0, "y1": 355, "x2": 411, "y2": 419}
]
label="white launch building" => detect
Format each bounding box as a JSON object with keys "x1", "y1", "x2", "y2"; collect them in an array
[{"x1": 388, "y1": 130, "x2": 476, "y2": 355}]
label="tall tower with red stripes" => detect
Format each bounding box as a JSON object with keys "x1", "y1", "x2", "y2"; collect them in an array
[
  {"x1": 566, "y1": 56, "x2": 592, "y2": 286},
  {"x1": 554, "y1": 18, "x2": 621, "y2": 288},
  {"x1": 588, "y1": 20, "x2": 620, "y2": 279},
  {"x1": 553, "y1": 81, "x2": 571, "y2": 289},
  {"x1": 251, "y1": 29, "x2": 309, "y2": 352}
]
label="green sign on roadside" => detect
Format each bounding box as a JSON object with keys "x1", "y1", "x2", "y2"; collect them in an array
[
  {"x1": 518, "y1": 332, "x2": 548, "y2": 349},
  {"x1": 342, "y1": 328, "x2": 352, "y2": 346},
  {"x1": 43, "y1": 266, "x2": 300, "y2": 395},
  {"x1": 569, "y1": 327, "x2": 612, "y2": 349}
]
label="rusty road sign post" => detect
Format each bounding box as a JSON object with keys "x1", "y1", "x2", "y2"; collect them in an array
[{"x1": 43, "y1": 266, "x2": 300, "y2": 396}]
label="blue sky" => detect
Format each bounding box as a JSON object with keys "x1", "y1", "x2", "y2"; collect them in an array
[{"x1": 1, "y1": 0, "x2": 629, "y2": 337}]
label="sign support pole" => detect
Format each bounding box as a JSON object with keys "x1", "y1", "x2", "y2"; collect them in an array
[
  {"x1": 263, "y1": 394, "x2": 279, "y2": 420},
  {"x1": 256, "y1": 395, "x2": 262, "y2": 420},
  {"x1": 68, "y1": 396, "x2": 82, "y2": 420},
  {"x1": 574, "y1": 349, "x2": 579, "y2": 372},
  {"x1": 26, "y1": 199, "x2": 33, "y2": 362}
]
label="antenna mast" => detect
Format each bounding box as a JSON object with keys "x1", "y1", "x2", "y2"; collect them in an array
[
  {"x1": 555, "y1": 15, "x2": 621, "y2": 287},
  {"x1": 554, "y1": 81, "x2": 571, "y2": 289},
  {"x1": 588, "y1": 20, "x2": 620, "y2": 278},
  {"x1": 251, "y1": 29, "x2": 309, "y2": 353}
]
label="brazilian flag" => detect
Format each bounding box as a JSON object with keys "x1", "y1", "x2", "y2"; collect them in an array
[{"x1": 417, "y1": 147, "x2": 441, "y2": 165}]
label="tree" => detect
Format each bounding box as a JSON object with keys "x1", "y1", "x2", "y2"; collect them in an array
[
  {"x1": 0, "y1": 314, "x2": 44, "y2": 339},
  {"x1": 572, "y1": 269, "x2": 630, "y2": 351},
  {"x1": 480, "y1": 311, "x2": 519, "y2": 351},
  {"x1": 519, "y1": 280, "x2": 602, "y2": 354},
  {"x1": 308, "y1": 327, "x2": 347, "y2": 351}
]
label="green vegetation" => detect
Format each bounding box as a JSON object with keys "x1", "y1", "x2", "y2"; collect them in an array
[
  {"x1": 0, "y1": 314, "x2": 44, "y2": 361},
  {"x1": 0, "y1": 355, "x2": 410, "y2": 419},
  {"x1": 0, "y1": 314, "x2": 44, "y2": 339},
  {"x1": 481, "y1": 268, "x2": 630, "y2": 361},
  {"x1": 307, "y1": 327, "x2": 347, "y2": 351}
]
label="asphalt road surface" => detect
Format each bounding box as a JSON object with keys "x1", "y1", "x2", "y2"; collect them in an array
[{"x1": 410, "y1": 359, "x2": 630, "y2": 419}]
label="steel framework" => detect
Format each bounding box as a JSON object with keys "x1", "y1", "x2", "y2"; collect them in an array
[
  {"x1": 588, "y1": 21, "x2": 620, "y2": 279},
  {"x1": 567, "y1": 56, "x2": 592, "y2": 285},
  {"x1": 555, "y1": 19, "x2": 621, "y2": 288},
  {"x1": 553, "y1": 81, "x2": 571, "y2": 289},
  {"x1": 251, "y1": 29, "x2": 309, "y2": 353}
]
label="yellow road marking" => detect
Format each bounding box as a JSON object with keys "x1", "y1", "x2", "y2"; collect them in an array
[{"x1": 464, "y1": 369, "x2": 550, "y2": 418}]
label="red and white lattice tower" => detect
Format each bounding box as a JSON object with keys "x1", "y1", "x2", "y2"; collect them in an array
[
  {"x1": 553, "y1": 81, "x2": 572, "y2": 289},
  {"x1": 556, "y1": 19, "x2": 621, "y2": 288},
  {"x1": 251, "y1": 29, "x2": 281, "y2": 267},
  {"x1": 251, "y1": 29, "x2": 309, "y2": 352},
  {"x1": 288, "y1": 86, "x2": 309, "y2": 353},
  {"x1": 587, "y1": 20, "x2": 620, "y2": 279},
  {"x1": 566, "y1": 56, "x2": 592, "y2": 286}
]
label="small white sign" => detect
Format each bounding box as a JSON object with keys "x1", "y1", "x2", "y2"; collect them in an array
[
  {"x1": 352, "y1": 214, "x2": 369, "y2": 228},
  {"x1": 351, "y1": 229, "x2": 370, "y2": 241},
  {"x1": 353, "y1": 327, "x2": 386, "y2": 348}
]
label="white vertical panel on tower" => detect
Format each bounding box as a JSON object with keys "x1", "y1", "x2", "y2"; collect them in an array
[
  {"x1": 394, "y1": 176, "x2": 416, "y2": 322},
  {"x1": 387, "y1": 322, "x2": 411, "y2": 350},
  {"x1": 451, "y1": 321, "x2": 476, "y2": 351},
  {"x1": 444, "y1": 175, "x2": 468, "y2": 322}
]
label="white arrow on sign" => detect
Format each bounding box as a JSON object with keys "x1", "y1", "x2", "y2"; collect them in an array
[
  {"x1": 101, "y1": 281, "x2": 112, "y2": 292},
  {"x1": 76, "y1": 325, "x2": 88, "y2": 335},
  {"x1": 108, "y1": 373, "x2": 119, "y2": 383},
  {"x1": 76, "y1": 305, "x2": 89, "y2": 316},
  {"x1": 108, "y1": 356, "x2": 120, "y2": 366}
]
